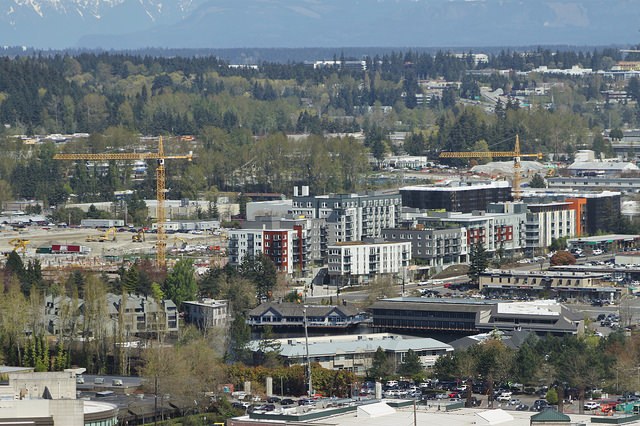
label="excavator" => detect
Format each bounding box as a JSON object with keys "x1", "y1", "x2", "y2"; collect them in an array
[
  {"x1": 172, "y1": 236, "x2": 188, "y2": 249},
  {"x1": 132, "y1": 229, "x2": 145, "y2": 243},
  {"x1": 7, "y1": 238, "x2": 30, "y2": 256},
  {"x1": 86, "y1": 227, "x2": 117, "y2": 242}
]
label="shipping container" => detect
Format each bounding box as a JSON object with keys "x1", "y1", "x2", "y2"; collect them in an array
[
  {"x1": 51, "y1": 244, "x2": 91, "y2": 254},
  {"x1": 36, "y1": 247, "x2": 52, "y2": 254}
]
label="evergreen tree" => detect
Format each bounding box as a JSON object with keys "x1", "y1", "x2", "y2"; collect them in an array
[
  {"x1": 226, "y1": 312, "x2": 251, "y2": 363},
  {"x1": 239, "y1": 253, "x2": 277, "y2": 301},
  {"x1": 397, "y1": 349, "x2": 424, "y2": 378},
  {"x1": 163, "y1": 259, "x2": 197, "y2": 308},
  {"x1": 468, "y1": 242, "x2": 489, "y2": 285},
  {"x1": 257, "y1": 325, "x2": 283, "y2": 367},
  {"x1": 529, "y1": 173, "x2": 546, "y2": 188},
  {"x1": 369, "y1": 347, "x2": 394, "y2": 380},
  {"x1": 122, "y1": 265, "x2": 140, "y2": 294}
]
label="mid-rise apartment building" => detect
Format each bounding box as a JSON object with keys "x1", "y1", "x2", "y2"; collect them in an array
[
  {"x1": 107, "y1": 293, "x2": 179, "y2": 334},
  {"x1": 327, "y1": 239, "x2": 411, "y2": 286},
  {"x1": 400, "y1": 181, "x2": 511, "y2": 213},
  {"x1": 381, "y1": 223, "x2": 466, "y2": 268},
  {"x1": 523, "y1": 190, "x2": 621, "y2": 236},
  {"x1": 412, "y1": 204, "x2": 527, "y2": 252},
  {"x1": 290, "y1": 187, "x2": 402, "y2": 247},
  {"x1": 524, "y1": 202, "x2": 576, "y2": 253},
  {"x1": 228, "y1": 215, "x2": 320, "y2": 274}
]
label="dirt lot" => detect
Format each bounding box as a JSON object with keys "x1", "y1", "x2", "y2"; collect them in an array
[{"x1": 0, "y1": 226, "x2": 225, "y2": 267}]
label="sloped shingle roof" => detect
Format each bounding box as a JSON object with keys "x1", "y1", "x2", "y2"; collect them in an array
[{"x1": 247, "y1": 302, "x2": 359, "y2": 318}]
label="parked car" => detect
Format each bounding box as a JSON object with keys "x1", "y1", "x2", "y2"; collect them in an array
[
  {"x1": 232, "y1": 391, "x2": 247, "y2": 400},
  {"x1": 280, "y1": 398, "x2": 295, "y2": 406},
  {"x1": 496, "y1": 392, "x2": 512, "y2": 402},
  {"x1": 385, "y1": 389, "x2": 400, "y2": 398},
  {"x1": 584, "y1": 401, "x2": 601, "y2": 410},
  {"x1": 515, "y1": 404, "x2": 529, "y2": 411},
  {"x1": 232, "y1": 402, "x2": 250, "y2": 410},
  {"x1": 266, "y1": 396, "x2": 281, "y2": 403},
  {"x1": 531, "y1": 400, "x2": 550, "y2": 411},
  {"x1": 258, "y1": 404, "x2": 276, "y2": 412}
]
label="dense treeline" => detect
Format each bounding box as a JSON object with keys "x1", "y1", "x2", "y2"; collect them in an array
[
  {"x1": 0, "y1": 48, "x2": 638, "y2": 209},
  {"x1": 0, "y1": 47, "x2": 626, "y2": 134},
  {"x1": 430, "y1": 330, "x2": 640, "y2": 413}
]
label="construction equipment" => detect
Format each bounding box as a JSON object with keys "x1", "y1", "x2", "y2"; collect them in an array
[
  {"x1": 132, "y1": 229, "x2": 145, "y2": 243},
  {"x1": 55, "y1": 137, "x2": 192, "y2": 268},
  {"x1": 172, "y1": 236, "x2": 187, "y2": 249},
  {"x1": 8, "y1": 238, "x2": 30, "y2": 255},
  {"x1": 86, "y1": 227, "x2": 117, "y2": 242},
  {"x1": 438, "y1": 135, "x2": 543, "y2": 201}
]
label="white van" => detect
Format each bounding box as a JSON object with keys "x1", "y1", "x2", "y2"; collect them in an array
[{"x1": 112, "y1": 379, "x2": 123, "y2": 386}]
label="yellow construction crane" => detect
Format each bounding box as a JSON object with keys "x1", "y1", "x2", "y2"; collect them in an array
[
  {"x1": 438, "y1": 135, "x2": 543, "y2": 201},
  {"x1": 54, "y1": 137, "x2": 192, "y2": 268},
  {"x1": 8, "y1": 238, "x2": 30, "y2": 255}
]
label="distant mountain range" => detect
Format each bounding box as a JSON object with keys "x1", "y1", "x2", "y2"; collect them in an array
[{"x1": 2, "y1": 0, "x2": 640, "y2": 50}]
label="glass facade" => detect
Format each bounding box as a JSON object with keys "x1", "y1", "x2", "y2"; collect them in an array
[{"x1": 85, "y1": 417, "x2": 118, "y2": 426}]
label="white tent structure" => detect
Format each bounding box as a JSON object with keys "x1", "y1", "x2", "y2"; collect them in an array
[
  {"x1": 475, "y1": 409, "x2": 514, "y2": 425},
  {"x1": 356, "y1": 402, "x2": 396, "y2": 418}
]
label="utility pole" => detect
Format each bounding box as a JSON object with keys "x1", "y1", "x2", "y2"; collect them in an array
[
  {"x1": 303, "y1": 307, "x2": 312, "y2": 397},
  {"x1": 413, "y1": 399, "x2": 417, "y2": 426},
  {"x1": 154, "y1": 375, "x2": 158, "y2": 426}
]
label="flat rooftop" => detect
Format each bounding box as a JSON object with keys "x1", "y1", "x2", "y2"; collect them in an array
[
  {"x1": 570, "y1": 234, "x2": 640, "y2": 242},
  {"x1": 231, "y1": 405, "x2": 594, "y2": 426},
  {"x1": 401, "y1": 181, "x2": 509, "y2": 192},
  {"x1": 496, "y1": 300, "x2": 561, "y2": 316}
]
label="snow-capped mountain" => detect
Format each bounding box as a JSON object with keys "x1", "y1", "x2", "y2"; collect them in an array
[
  {"x1": 1, "y1": 0, "x2": 199, "y2": 48},
  {"x1": 1, "y1": 0, "x2": 640, "y2": 50}
]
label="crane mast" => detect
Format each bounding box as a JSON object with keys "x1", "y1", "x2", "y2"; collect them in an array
[{"x1": 54, "y1": 136, "x2": 192, "y2": 269}]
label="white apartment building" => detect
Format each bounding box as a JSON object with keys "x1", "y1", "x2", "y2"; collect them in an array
[
  {"x1": 525, "y1": 202, "x2": 576, "y2": 253},
  {"x1": 327, "y1": 240, "x2": 411, "y2": 286}
]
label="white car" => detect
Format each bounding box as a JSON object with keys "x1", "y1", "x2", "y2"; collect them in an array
[
  {"x1": 496, "y1": 392, "x2": 512, "y2": 402},
  {"x1": 584, "y1": 401, "x2": 600, "y2": 410},
  {"x1": 593, "y1": 249, "x2": 604, "y2": 255}
]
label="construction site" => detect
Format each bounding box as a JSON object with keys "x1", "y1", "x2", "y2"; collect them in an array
[{"x1": 0, "y1": 225, "x2": 228, "y2": 278}]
